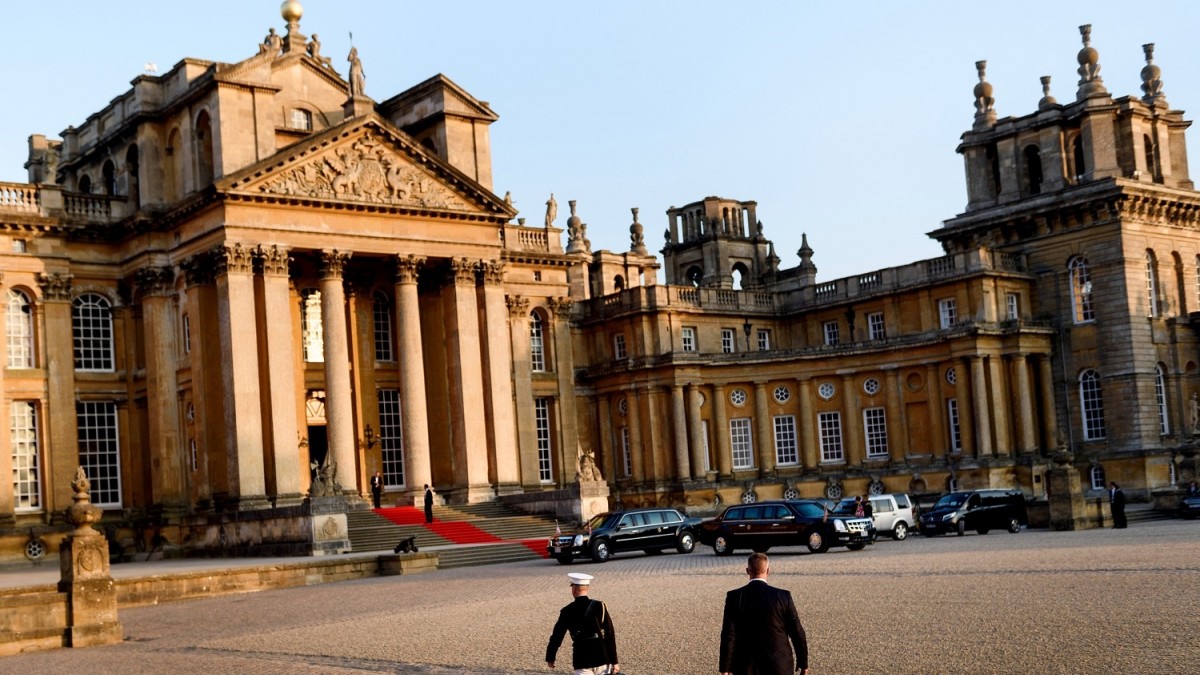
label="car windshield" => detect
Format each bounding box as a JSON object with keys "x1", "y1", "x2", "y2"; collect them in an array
[
  {"x1": 587, "y1": 513, "x2": 620, "y2": 530},
  {"x1": 831, "y1": 499, "x2": 859, "y2": 515},
  {"x1": 934, "y1": 494, "x2": 967, "y2": 509}
]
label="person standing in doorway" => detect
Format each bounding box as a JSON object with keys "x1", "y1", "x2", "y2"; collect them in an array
[
  {"x1": 720, "y1": 552, "x2": 808, "y2": 675},
  {"x1": 424, "y1": 484, "x2": 435, "y2": 524},
  {"x1": 370, "y1": 471, "x2": 383, "y2": 509},
  {"x1": 1110, "y1": 481, "x2": 1127, "y2": 528},
  {"x1": 545, "y1": 572, "x2": 619, "y2": 674}
]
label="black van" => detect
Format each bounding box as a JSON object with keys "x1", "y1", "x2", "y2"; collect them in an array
[{"x1": 918, "y1": 489, "x2": 1027, "y2": 536}]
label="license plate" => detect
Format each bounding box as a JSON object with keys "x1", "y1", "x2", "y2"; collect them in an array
[{"x1": 553, "y1": 546, "x2": 561, "y2": 553}]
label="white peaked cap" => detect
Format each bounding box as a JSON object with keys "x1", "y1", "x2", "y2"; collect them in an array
[{"x1": 568, "y1": 572, "x2": 594, "y2": 586}]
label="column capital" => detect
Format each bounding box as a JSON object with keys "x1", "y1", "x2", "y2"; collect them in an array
[
  {"x1": 395, "y1": 254, "x2": 426, "y2": 285},
  {"x1": 481, "y1": 260, "x2": 506, "y2": 286},
  {"x1": 213, "y1": 243, "x2": 255, "y2": 276},
  {"x1": 179, "y1": 254, "x2": 215, "y2": 287},
  {"x1": 134, "y1": 266, "x2": 176, "y2": 299},
  {"x1": 36, "y1": 272, "x2": 73, "y2": 302},
  {"x1": 449, "y1": 257, "x2": 478, "y2": 285},
  {"x1": 506, "y1": 294, "x2": 530, "y2": 317},
  {"x1": 549, "y1": 296, "x2": 574, "y2": 317},
  {"x1": 319, "y1": 249, "x2": 353, "y2": 280},
  {"x1": 257, "y1": 245, "x2": 291, "y2": 277}
]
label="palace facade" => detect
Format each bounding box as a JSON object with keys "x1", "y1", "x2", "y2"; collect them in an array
[{"x1": 1, "y1": 9, "x2": 1196, "y2": 560}]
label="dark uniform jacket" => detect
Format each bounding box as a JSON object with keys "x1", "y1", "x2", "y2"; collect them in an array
[
  {"x1": 720, "y1": 579, "x2": 807, "y2": 675},
  {"x1": 546, "y1": 596, "x2": 618, "y2": 669}
]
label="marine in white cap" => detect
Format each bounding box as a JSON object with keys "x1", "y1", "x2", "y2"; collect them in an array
[{"x1": 546, "y1": 571, "x2": 619, "y2": 673}]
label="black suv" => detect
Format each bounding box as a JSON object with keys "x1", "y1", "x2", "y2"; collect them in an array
[
  {"x1": 696, "y1": 500, "x2": 875, "y2": 555},
  {"x1": 547, "y1": 508, "x2": 701, "y2": 564},
  {"x1": 919, "y1": 489, "x2": 1027, "y2": 536}
]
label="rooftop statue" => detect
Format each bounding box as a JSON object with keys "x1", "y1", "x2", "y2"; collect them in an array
[{"x1": 348, "y1": 46, "x2": 366, "y2": 98}]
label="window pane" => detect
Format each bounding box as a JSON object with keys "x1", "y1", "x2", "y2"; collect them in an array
[
  {"x1": 77, "y1": 401, "x2": 122, "y2": 507},
  {"x1": 730, "y1": 418, "x2": 753, "y2": 469},
  {"x1": 12, "y1": 401, "x2": 40, "y2": 511},
  {"x1": 6, "y1": 289, "x2": 33, "y2": 368},
  {"x1": 773, "y1": 415, "x2": 798, "y2": 465},
  {"x1": 72, "y1": 293, "x2": 114, "y2": 371},
  {"x1": 379, "y1": 389, "x2": 404, "y2": 487}
]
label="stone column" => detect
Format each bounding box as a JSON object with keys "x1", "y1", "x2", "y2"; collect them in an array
[
  {"x1": 395, "y1": 256, "x2": 431, "y2": 496},
  {"x1": 0, "y1": 275, "x2": 9, "y2": 522},
  {"x1": 644, "y1": 388, "x2": 665, "y2": 479},
  {"x1": 1012, "y1": 354, "x2": 1037, "y2": 454},
  {"x1": 884, "y1": 367, "x2": 906, "y2": 461},
  {"x1": 627, "y1": 389, "x2": 645, "y2": 483},
  {"x1": 687, "y1": 383, "x2": 707, "y2": 479},
  {"x1": 179, "y1": 256, "x2": 215, "y2": 503},
  {"x1": 798, "y1": 378, "x2": 818, "y2": 469},
  {"x1": 445, "y1": 259, "x2": 491, "y2": 500},
  {"x1": 597, "y1": 395, "x2": 616, "y2": 480},
  {"x1": 37, "y1": 272, "x2": 79, "y2": 513},
  {"x1": 1038, "y1": 355, "x2": 1058, "y2": 452},
  {"x1": 550, "y1": 297, "x2": 580, "y2": 485},
  {"x1": 970, "y1": 355, "x2": 993, "y2": 456},
  {"x1": 841, "y1": 375, "x2": 862, "y2": 465},
  {"x1": 319, "y1": 250, "x2": 357, "y2": 499},
  {"x1": 956, "y1": 359, "x2": 976, "y2": 456},
  {"x1": 671, "y1": 384, "x2": 691, "y2": 480},
  {"x1": 214, "y1": 244, "x2": 267, "y2": 508},
  {"x1": 258, "y1": 246, "x2": 302, "y2": 505},
  {"x1": 479, "y1": 262, "x2": 520, "y2": 493},
  {"x1": 712, "y1": 383, "x2": 732, "y2": 478},
  {"x1": 926, "y1": 364, "x2": 946, "y2": 455},
  {"x1": 506, "y1": 295, "x2": 538, "y2": 488},
  {"x1": 134, "y1": 265, "x2": 186, "y2": 512},
  {"x1": 988, "y1": 355, "x2": 1012, "y2": 456},
  {"x1": 754, "y1": 381, "x2": 774, "y2": 476}
]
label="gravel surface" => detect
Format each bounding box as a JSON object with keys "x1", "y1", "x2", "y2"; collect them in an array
[{"x1": 4, "y1": 520, "x2": 1199, "y2": 674}]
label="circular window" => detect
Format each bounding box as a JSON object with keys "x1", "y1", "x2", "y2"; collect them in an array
[
  {"x1": 730, "y1": 389, "x2": 748, "y2": 406},
  {"x1": 617, "y1": 398, "x2": 628, "y2": 415},
  {"x1": 863, "y1": 378, "x2": 881, "y2": 395},
  {"x1": 825, "y1": 482, "x2": 843, "y2": 500},
  {"x1": 24, "y1": 538, "x2": 46, "y2": 561},
  {"x1": 782, "y1": 486, "x2": 799, "y2": 500},
  {"x1": 818, "y1": 382, "x2": 835, "y2": 400},
  {"x1": 773, "y1": 386, "x2": 791, "y2": 403},
  {"x1": 946, "y1": 367, "x2": 957, "y2": 385},
  {"x1": 906, "y1": 372, "x2": 924, "y2": 392},
  {"x1": 740, "y1": 488, "x2": 758, "y2": 504},
  {"x1": 868, "y1": 481, "x2": 885, "y2": 496}
]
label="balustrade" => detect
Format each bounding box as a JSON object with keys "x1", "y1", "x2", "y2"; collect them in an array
[{"x1": 0, "y1": 183, "x2": 39, "y2": 213}]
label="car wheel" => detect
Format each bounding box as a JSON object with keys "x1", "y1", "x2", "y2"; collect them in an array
[
  {"x1": 713, "y1": 533, "x2": 734, "y2": 556},
  {"x1": 1007, "y1": 518, "x2": 1022, "y2": 534},
  {"x1": 806, "y1": 530, "x2": 829, "y2": 553},
  {"x1": 892, "y1": 522, "x2": 908, "y2": 541},
  {"x1": 846, "y1": 542, "x2": 867, "y2": 551},
  {"x1": 591, "y1": 539, "x2": 611, "y2": 562},
  {"x1": 556, "y1": 554, "x2": 573, "y2": 565},
  {"x1": 676, "y1": 532, "x2": 696, "y2": 554},
  {"x1": 956, "y1": 520, "x2": 966, "y2": 536}
]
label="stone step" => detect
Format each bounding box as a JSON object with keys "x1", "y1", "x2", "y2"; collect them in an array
[{"x1": 436, "y1": 542, "x2": 545, "y2": 569}]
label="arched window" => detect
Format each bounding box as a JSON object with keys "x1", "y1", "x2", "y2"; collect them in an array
[
  {"x1": 1155, "y1": 364, "x2": 1169, "y2": 435},
  {"x1": 1079, "y1": 369, "x2": 1106, "y2": 441},
  {"x1": 101, "y1": 160, "x2": 116, "y2": 196},
  {"x1": 72, "y1": 293, "x2": 114, "y2": 372},
  {"x1": 290, "y1": 108, "x2": 313, "y2": 131},
  {"x1": 732, "y1": 263, "x2": 749, "y2": 291},
  {"x1": 1143, "y1": 134, "x2": 1156, "y2": 180},
  {"x1": 372, "y1": 291, "x2": 394, "y2": 362},
  {"x1": 1023, "y1": 145, "x2": 1043, "y2": 195},
  {"x1": 685, "y1": 266, "x2": 703, "y2": 287},
  {"x1": 1145, "y1": 250, "x2": 1159, "y2": 318},
  {"x1": 1069, "y1": 257, "x2": 1095, "y2": 323},
  {"x1": 78, "y1": 174, "x2": 92, "y2": 194},
  {"x1": 301, "y1": 288, "x2": 323, "y2": 362},
  {"x1": 194, "y1": 111, "x2": 214, "y2": 186},
  {"x1": 165, "y1": 128, "x2": 182, "y2": 202},
  {"x1": 6, "y1": 289, "x2": 34, "y2": 368},
  {"x1": 530, "y1": 310, "x2": 546, "y2": 372},
  {"x1": 613, "y1": 275, "x2": 625, "y2": 292},
  {"x1": 1089, "y1": 465, "x2": 1105, "y2": 491},
  {"x1": 986, "y1": 143, "x2": 1000, "y2": 198},
  {"x1": 1072, "y1": 135, "x2": 1086, "y2": 181},
  {"x1": 125, "y1": 144, "x2": 140, "y2": 207}
]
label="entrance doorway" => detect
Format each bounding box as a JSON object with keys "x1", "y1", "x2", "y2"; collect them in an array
[{"x1": 307, "y1": 425, "x2": 328, "y2": 468}]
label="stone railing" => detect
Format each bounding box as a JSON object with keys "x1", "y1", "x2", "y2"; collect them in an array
[
  {"x1": 583, "y1": 284, "x2": 777, "y2": 319},
  {"x1": 0, "y1": 183, "x2": 40, "y2": 213},
  {"x1": 64, "y1": 193, "x2": 115, "y2": 222},
  {"x1": 503, "y1": 223, "x2": 564, "y2": 254},
  {"x1": 0, "y1": 181, "x2": 119, "y2": 224}
]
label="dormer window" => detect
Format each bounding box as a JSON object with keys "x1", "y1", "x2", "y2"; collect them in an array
[{"x1": 291, "y1": 109, "x2": 313, "y2": 131}]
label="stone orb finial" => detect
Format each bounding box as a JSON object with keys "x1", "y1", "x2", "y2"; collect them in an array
[
  {"x1": 1077, "y1": 24, "x2": 1098, "y2": 67},
  {"x1": 281, "y1": 0, "x2": 304, "y2": 23}
]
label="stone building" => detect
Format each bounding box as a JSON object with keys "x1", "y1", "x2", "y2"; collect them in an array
[{"x1": 0, "y1": 9, "x2": 1195, "y2": 561}]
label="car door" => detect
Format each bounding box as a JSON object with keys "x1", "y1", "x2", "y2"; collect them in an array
[
  {"x1": 614, "y1": 513, "x2": 647, "y2": 551},
  {"x1": 869, "y1": 497, "x2": 894, "y2": 530},
  {"x1": 642, "y1": 510, "x2": 670, "y2": 548},
  {"x1": 727, "y1": 505, "x2": 759, "y2": 547}
]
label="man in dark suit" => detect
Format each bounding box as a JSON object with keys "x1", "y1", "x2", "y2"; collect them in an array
[
  {"x1": 370, "y1": 471, "x2": 383, "y2": 509},
  {"x1": 423, "y1": 484, "x2": 434, "y2": 524},
  {"x1": 1110, "y1": 481, "x2": 1127, "y2": 528},
  {"x1": 720, "y1": 553, "x2": 808, "y2": 675}
]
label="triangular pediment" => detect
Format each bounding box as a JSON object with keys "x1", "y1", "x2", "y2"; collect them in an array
[{"x1": 219, "y1": 116, "x2": 511, "y2": 218}]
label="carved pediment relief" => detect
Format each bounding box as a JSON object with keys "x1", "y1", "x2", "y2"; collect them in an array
[{"x1": 251, "y1": 131, "x2": 473, "y2": 211}]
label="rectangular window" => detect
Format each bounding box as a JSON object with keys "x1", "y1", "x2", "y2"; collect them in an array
[
  {"x1": 939, "y1": 298, "x2": 958, "y2": 329},
  {"x1": 867, "y1": 312, "x2": 886, "y2": 341},
  {"x1": 301, "y1": 290, "x2": 324, "y2": 362},
  {"x1": 818, "y1": 411, "x2": 843, "y2": 462},
  {"x1": 11, "y1": 401, "x2": 41, "y2": 512},
  {"x1": 182, "y1": 313, "x2": 191, "y2": 355},
  {"x1": 620, "y1": 427, "x2": 631, "y2": 477},
  {"x1": 73, "y1": 295, "x2": 115, "y2": 372},
  {"x1": 702, "y1": 422, "x2": 712, "y2": 472},
  {"x1": 681, "y1": 327, "x2": 696, "y2": 352},
  {"x1": 614, "y1": 333, "x2": 627, "y2": 359},
  {"x1": 373, "y1": 296, "x2": 394, "y2": 362},
  {"x1": 6, "y1": 290, "x2": 34, "y2": 368},
  {"x1": 948, "y1": 398, "x2": 962, "y2": 452},
  {"x1": 730, "y1": 418, "x2": 753, "y2": 469},
  {"x1": 863, "y1": 407, "x2": 888, "y2": 458},
  {"x1": 1006, "y1": 293, "x2": 1019, "y2": 321},
  {"x1": 823, "y1": 321, "x2": 840, "y2": 346},
  {"x1": 773, "y1": 415, "x2": 798, "y2": 466},
  {"x1": 189, "y1": 439, "x2": 197, "y2": 472},
  {"x1": 536, "y1": 398, "x2": 553, "y2": 482},
  {"x1": 77, "y1": 401, "x2": 122, "y2": 507},
  {"x1": 291, "y1": 108, "x2": 313, "y2": 131},
  {"x1": 721, "y1": 328, "x2": 735, "y2": 353},
  {"x1": 757, "y1": 329, "x2": 771, "y2": 351},
  {"x1": 378, "y1": 389, "x2": 404, "y2": 488},
  {"x1": 530, "y1": 314, "x2": 546, "y2": 372}
]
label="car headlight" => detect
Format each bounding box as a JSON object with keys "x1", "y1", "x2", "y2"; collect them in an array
[
  {"x1": 833, "y1": 519, "x2": 847, "y2": 532},
  {"x1": 574, "y1": 534, "x2": 584, "y2": 547},
  {"x1": 942, "y1": 513, "x2": 954, "y2": 522}
]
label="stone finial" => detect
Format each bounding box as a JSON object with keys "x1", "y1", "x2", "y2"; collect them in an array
[
  {"x1": 766, "y1": 241, "x2": 780, "y2": 274},
  {"x1": 1038, "y1": 75, "x2": 1057, "y2": 110},
  {"x1": 798, "y1": 232, "x2": 815, "y2": 269},
  {"x1": 973, "y1": 60, "x2": 997, "y2": 129},
  {"x1": 565, "y1": 199, "x2": 586, "y2": 254},
  {"x1": 66, "y1": 466, "x2": 101, "y2": 535},
  {"x1": 629, "y1": 207, "x2": 647, "y2": 255},
  {"x1": 1140, "y1": 43, "x2": 1166, "y2": 105},
  {"x1": 545, "y1": 193, "x2": 557, "y2": 228},
  {"x1": 1076, "y1": 24, "x2": 1107, "y2": 100}
]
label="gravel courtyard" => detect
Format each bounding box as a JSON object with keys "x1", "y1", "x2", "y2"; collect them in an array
[{"x1": 5, "y1": 520, "x2": 1198, "y2": 674}]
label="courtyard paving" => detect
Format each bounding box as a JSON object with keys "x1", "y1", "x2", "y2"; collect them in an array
[{"x1": 3, "y1": 520, "x2": 1198, "y2": 674}]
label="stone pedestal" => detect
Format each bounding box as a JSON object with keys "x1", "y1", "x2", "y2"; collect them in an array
[
  {"x1": 1045, "y1": 453, "x2": 1095, "y2": 530},
  {"x1": 1177, "y1": 445, "x2": 1198, "y2": 486},
  {"x1": 58, "y1": 467, "x2": 122, "y2": 647},
  {"x1": 577, "y1": 481, "x2": 611, "y2": 523},
  {"x1": 306, "y1": 496, "x2": 351, "y2": 556}
]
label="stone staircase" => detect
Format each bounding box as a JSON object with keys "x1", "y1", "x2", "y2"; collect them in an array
[{"x1": 345, "y1": 502, "x2": 561, "y2": 569}]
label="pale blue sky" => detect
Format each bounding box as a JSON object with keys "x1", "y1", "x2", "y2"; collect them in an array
[{"x1": 2, "y1": 1, "x2": 1197, "y2": 280}]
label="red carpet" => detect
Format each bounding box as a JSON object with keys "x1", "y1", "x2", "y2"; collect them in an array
[
  {"x1": 521, "y1": 539, "x2": 551, "y2": 558},
  {"x1": 375, "y1": 506, "x2": 501, "y2": 544}
]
